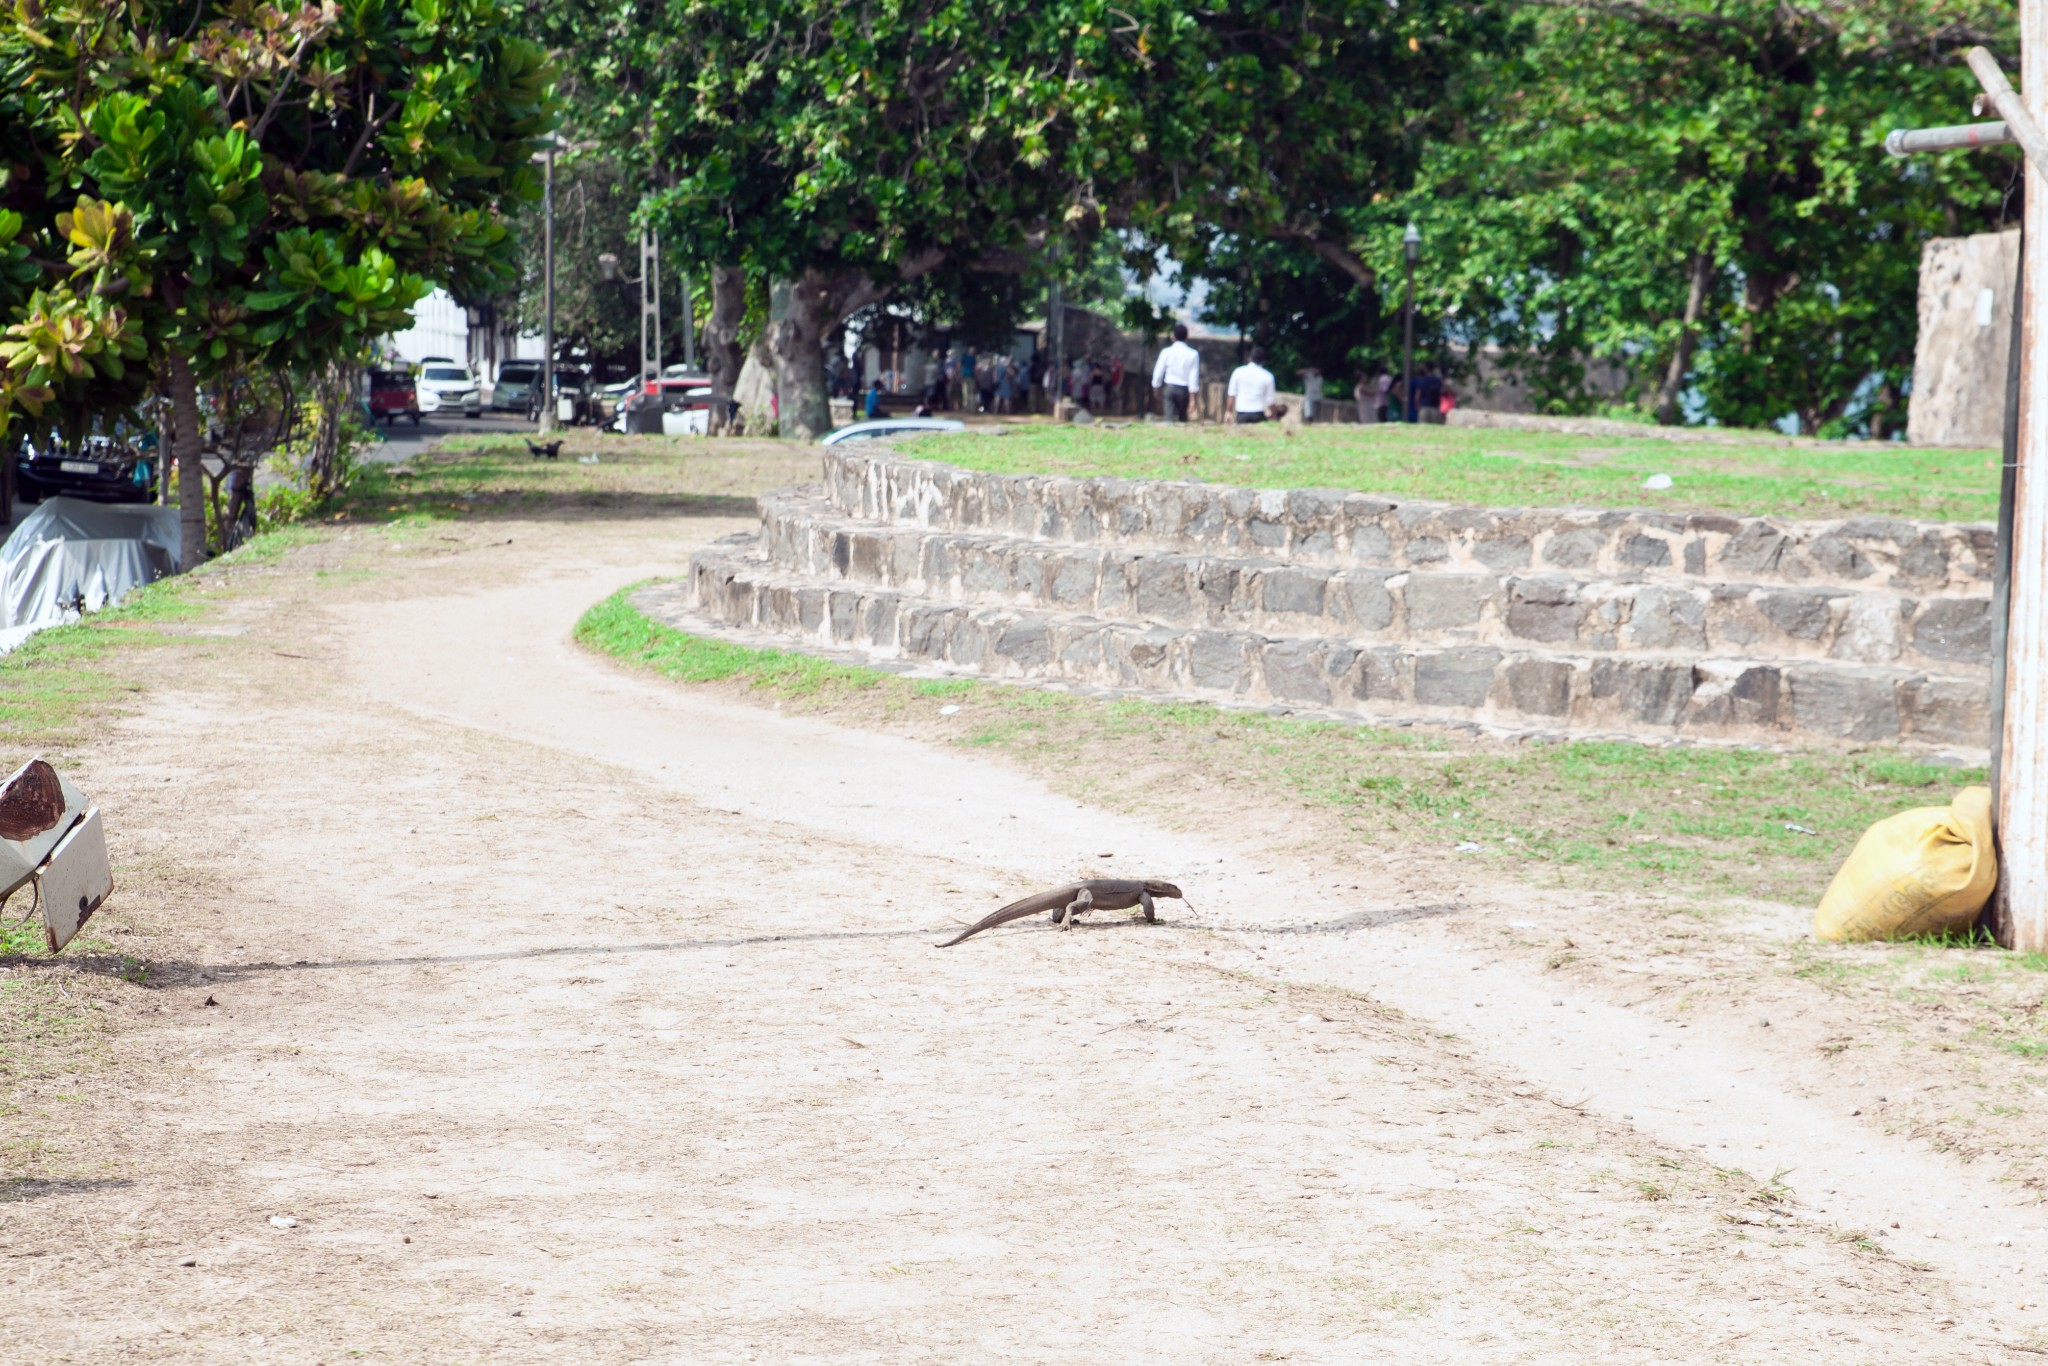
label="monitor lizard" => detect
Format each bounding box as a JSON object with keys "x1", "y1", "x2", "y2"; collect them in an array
[{"x1": 937, "y1": 878, "x2": 1188, "y2": 947}]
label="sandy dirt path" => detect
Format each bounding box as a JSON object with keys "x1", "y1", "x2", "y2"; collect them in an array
[{"x1": 0, "y1": 510, "x2": 2036, "y2": 1361}]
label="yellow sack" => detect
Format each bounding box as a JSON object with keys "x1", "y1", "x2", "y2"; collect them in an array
[{"x1": 1814, "y1": 786, "x2": 1998, "y2": 942}]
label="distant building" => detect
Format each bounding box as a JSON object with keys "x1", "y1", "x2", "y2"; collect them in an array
[{"x1": 382, "y1": 288, "x2": 541, "y2": 379}]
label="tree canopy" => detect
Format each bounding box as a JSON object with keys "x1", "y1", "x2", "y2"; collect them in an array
[{"x1": 1, "y1": 0, "x2": 550, "y2": 552}]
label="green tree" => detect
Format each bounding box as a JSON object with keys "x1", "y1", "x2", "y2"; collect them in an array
[
  {"x1": 1, "y1": 0, "x2": 550, "y2": 563},
  {"x1": 540, "y1": 0, "x2": 1167, "y2": 438},
  {"x1": 1396, "y1": 0, "x2": 2016, "y2": 432}
]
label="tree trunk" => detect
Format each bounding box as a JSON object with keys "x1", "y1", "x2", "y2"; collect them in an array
[
  {"x1": 768, "y1": 270, "x2": 835, "y2": 442},
  {"x1": 1652, "y1": 252, "x2": 1713, "y2": 426},
  {"x1": 308, "y1": 361, "x2": 347, "y2": 499},
  {"x1": 167, "y1": 354, "x2": 207, "y2": 571},
  {"x1": 704, "y1": 265, "x2": 747, "y2": 435}
]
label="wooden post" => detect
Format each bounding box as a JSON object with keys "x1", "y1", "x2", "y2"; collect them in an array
[{"x1": 2002, "y1": 14, "x2": 2048, "y2": 949}]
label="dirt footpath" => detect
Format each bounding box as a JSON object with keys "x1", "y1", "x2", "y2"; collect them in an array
[{"x1": 0, "y1": 508, "x2": 2035, "y2": 1361}]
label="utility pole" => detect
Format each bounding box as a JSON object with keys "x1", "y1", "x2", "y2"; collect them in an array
[
  {"x1": 1898, "y1": 46, "x2": 2048, "y2": 947},
  {"x1": 1982, "y1": 34, "x2": 2048, "y2": 950},
  {"x1": 640, "y1": 229, "x2": 662, "y2": 385},
  {"x1": 1401, "y1": 222, "x2": 1420, "y2": 424},
  {"x1": 539, "y1": 140, "x2": 556, "y2": 434}
]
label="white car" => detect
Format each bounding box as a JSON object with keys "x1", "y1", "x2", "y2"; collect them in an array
[
  {"x1": 819, "y1": 417, "x2": 966, "y2": 445},
  {"x1": 415, "y1": 363, "x2": 482, "y2": 418}
]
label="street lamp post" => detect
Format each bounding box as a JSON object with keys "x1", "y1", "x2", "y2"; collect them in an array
[
  {"x1": 1401, "y1": 222, "x2": 1420, "y2": 423},
  {"x1": 539, "y1": 141, "x2": 556, "y2": 432},
  {"x1": 600, "y1": 232, "x2": 664, "y2": 388}
]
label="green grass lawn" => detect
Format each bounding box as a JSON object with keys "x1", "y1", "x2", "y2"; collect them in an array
[{"x1": 908, "y1": 422, "x2": 2001, "y2": 523}]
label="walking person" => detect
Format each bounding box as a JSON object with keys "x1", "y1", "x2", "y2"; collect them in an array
[
  {"x1": 1353, "y1": 371, "x2": 1375, "y2": 423},
  {"x1": 960, "y1": 349, "x2": 977, "y2": 411},
  {"x1": 995, "y1": 358, "x2": 1017, "y2": 414},
  {"x1": 1107, "y1": 356, "x2": 1125, "y2": 414},
  {"x1": 978, "y1": 355, "x2": 998, "y2": 414},
  {"x1": 1088, "y1": 361, "x2": 1108, "y2": 414},
  {"x1": 1151, "y1": 323, "x2": 1200, "y2": 422},
  {"x1": 1226, "y1": 346, "x2": 1278, "y2": 424}
]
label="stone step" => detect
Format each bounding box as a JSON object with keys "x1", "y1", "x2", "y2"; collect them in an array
[
  {"x1": 759, "y1": 488, "x2": 1994, "y2": 677},
  {"x1": 821, "y1": 447, "x2": 1994, "y2": 594},
  {"x1": 689, "y1": 535, "x2": 1987, "y2": 751}
]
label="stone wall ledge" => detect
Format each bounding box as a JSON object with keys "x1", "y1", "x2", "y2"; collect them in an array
[
  {"x1": 689, "y1": 535, "x2": 1987, "y2": 752},
  {"x1": 823, "y1": 447, "x2": 1993, "y2": 593},
  {"x1": 761, "y1": 488, "x2": 1992, "y2": 675}
]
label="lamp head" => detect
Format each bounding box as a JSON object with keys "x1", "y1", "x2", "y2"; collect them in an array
[
  {"x1": 597, "y1": 252, "x2": 619, "y2": 282},
  {"x1": 1403, "y1": 222, "x2": 1421, "y2": 262}
]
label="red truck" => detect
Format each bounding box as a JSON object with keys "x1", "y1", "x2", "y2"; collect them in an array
[{"x1": 367, "y1": 368, "x2": 421, "y2": 425}]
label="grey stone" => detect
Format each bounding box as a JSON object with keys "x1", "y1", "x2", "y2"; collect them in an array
[
  {"x1": 1190, "y1": 633, "x2": 1253, "y2": 691},
  {"x1": 1832, "y1": 593, "x2": 1906, "y2": 663},
  {"x1": 1808, "y1": 534, "x2": 1873, "y2": 581},
  {"x1": 1134, "y1": 558, "x2": 1192, "y2": 621},
  {"x1": 1405, "y1": 535, "x2": 1451, "y2": 565},
  {"x1": 1061, "y1": 629, "x2": 1109, "y2": 671},
  {"x1": 1287, "y1": 489, "x2": 1342, "y2": 523},
  {"x1": 1261, "y1": 640, "x2": 1332, "y2": 704},
  {"x1": 1405, "y1": 574, "x2": 1494, "y2": 630},
  {"x1": 1620, "y1": 534, "x2": 1672, "y2": 569},
  {"x1": 1504, "y1": 577, "x2": 1581, "y2": 644},
  {"x1": 1261, "y1": 568, "x2": 1329, "y2": 616},
  {"x1": 797, "y1": 586, "x2": 826, "y2": 633},
  {"x1": 1687, "y1": 662, "x2": 1781, "y2": 729},
  {"x1": 1628, "y1": 585, "x2": 1707, "y2": 651},
  {"x1": 1473, "y1": 535, "x2": 1533, "y2": 570},
  {"x1": 1588, "y1": 659, "x2": 1693, "y2": 725},
  {"x1": 828, "y1": 531, "x2": 852, "y2": 576},
  {"x1": 1912, "y1": 598, "x2": 1993, "y2": 663},
  {"x1": 1787, "y1": 668, "x2": 1900, "y2": 741},
  {"x1": 1720, "y1": 522, "x2": 1790, "y2": 575},
  {"x1": 1343, "y1": 573, "x2": 1396, "y2": 631},
  {"x1": 1688, "y1": 514, "x2": 1742, "y2": 535},
  {"x1": 1351, "y1": 524, "x2": 1394, "y2": 563},
  {"x1": 1247, "y1": 518, "x2": 1287, "y2": 549},
  {"x1": 1050, "y1": 556, "x2": 1097, "y2": 606},
  {"x1": 1294, "y1": 528, "x2": 1336, "y2": 559},
  {"x1": 1899, "y1": 675, "x2": 1991, "y2": 746},
  {"x1": 1350, "y1": 647, "x2": 1411, "y2": 702},
  {"x1": 948, "y1": 616, "x2": 988, "y2": 666},
  {"x1": 994, "y1": 620, "x2": 1051, "y2": 669},
  {"x1": 862, "y1": 596, "x2": 897, "y2": 645},
  {"x1": 1197, "y1": 561, "x2": 1242, "y2": 615},
  {"x1": 962, "y1": 548, "x2": 1009, "y2": 593},
  {"x1": 1126, "y1": 627, "x2": 1177, "y2": 675},
  {"x1": 902, "y1": 605, "x2": 951, "y2": 656},
  {"x1": 1505, "y1": 658, "x2": 1574, "y2": 716},
  {"x1": 1414, "y1": 647, "x2": 1503, "y2": 709},
  {"x1": 1543, "y1": 527, "x2": 1604, "y2": 569},
  {"x1": 1683, "y1": 539, "x2": 1706, "y2": 576},
  {"x1": 828, "y1": 590, "x2": 859, "y2": 641},
  {"x1": 1759, "y1": 590, "x2": 1835, "y2": 641},
  {"x1": 1899, "y1": 533, "x2": 1952, "y2": 581}
]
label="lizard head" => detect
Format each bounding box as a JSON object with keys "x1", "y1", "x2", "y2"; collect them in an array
[{"x1": 1144, "y1": 879, "x2": 1185, "y2": 901}]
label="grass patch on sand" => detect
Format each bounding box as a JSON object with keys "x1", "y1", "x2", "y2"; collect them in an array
[
  {"x1": 346, "y1": 429, "x2": 813, "y2": 521},
  {"x1": 911, "y1": 422, "x2": 1999, "y2": 523},
  {"x1": 577, "y1": 586, "x2": 1981, "y2": 906}
]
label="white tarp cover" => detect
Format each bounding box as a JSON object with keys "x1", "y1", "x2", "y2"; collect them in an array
[{"x1": 0, "y1": 498, "x2": 180, "y2": 646}]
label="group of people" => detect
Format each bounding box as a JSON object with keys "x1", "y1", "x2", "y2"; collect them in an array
[
  {"x1": 1149, "y1": 323, "x2": 1456, "y2": 426},
  {"x1": 845, "y1": 325, "x2": 1460, "y2": 426}
]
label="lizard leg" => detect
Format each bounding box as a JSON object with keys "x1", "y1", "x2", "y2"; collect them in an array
[
  {"x1": 1058, "y1": 888, "x2": 1093, "y2": 930},
  {"x1": 1140, "y1": 890, "x2": 1157, "y2": 923}
]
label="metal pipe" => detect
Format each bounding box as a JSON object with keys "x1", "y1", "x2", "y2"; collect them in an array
[
  {"x1": 540, "y1": 142, "x2": 555, "y2": 434},
  {"x1": 1967, "y1": 46, "x2": 2048, "y2": 173},
  {"x1": 1885, "y1": 121, "x2": 2014, "y2": 156},
  {"x1": 1991, "y1": 230, "x2": 2023, "y2": 942}
]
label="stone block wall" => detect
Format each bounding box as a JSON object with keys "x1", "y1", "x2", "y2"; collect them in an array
[{"x1": 677, "y1": 448, "x2": 1997, "y2": 752}]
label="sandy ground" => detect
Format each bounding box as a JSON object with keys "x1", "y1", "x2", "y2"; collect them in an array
[{"x1": 2, "y1": 507, "x2": 2045, "y2": 1361}]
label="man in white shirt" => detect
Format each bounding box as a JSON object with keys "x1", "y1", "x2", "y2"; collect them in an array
[
  {"x1": 1150, "y1": 322, "x2": 1200, "y2": 422},
  {"x1": 1227, "y1": 346, "x2": 1277, "y2": 424}
]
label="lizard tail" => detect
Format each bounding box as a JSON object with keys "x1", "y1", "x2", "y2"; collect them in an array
[{"x1": 936, "y1": 892, "x2": 1059, "y2": 948}]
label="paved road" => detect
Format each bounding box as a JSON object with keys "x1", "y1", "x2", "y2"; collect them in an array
[{"x1": 361, "y1": 410, "x2": 537, "y2": 464}]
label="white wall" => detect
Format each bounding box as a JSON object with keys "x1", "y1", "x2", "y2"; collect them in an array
[{"x1": 385, "y1": 288, "x2": 469, "y2": 366}]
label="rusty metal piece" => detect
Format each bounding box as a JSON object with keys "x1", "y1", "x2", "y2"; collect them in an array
[
  {"x1": 0, "y1": 758, "x2": 65, "y2": 842},
  {"x1": 38, "y1": 808, "x2": 110, "y2": 954},
  {"x1": 1966, "y1": 48, "x2": 2048, "y2": 173},
  {"x1": 1885, "y1": 121, "x2": 2014, "y2": 156}
]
